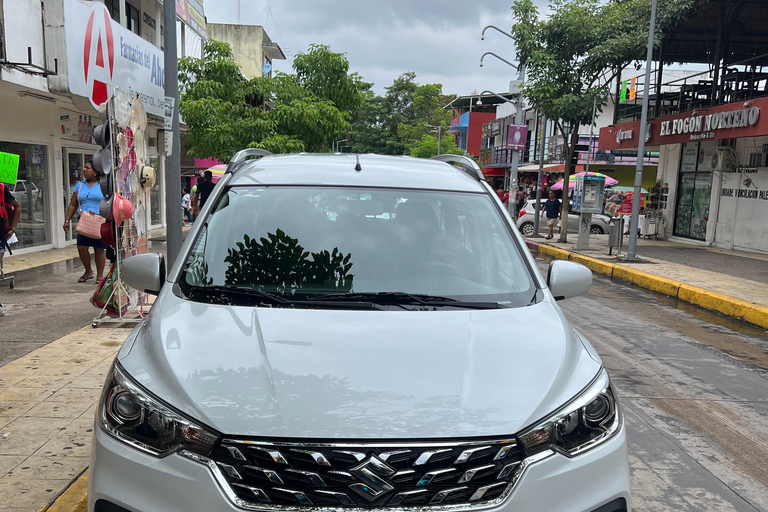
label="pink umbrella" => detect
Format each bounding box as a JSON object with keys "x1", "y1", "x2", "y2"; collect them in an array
[{"x1": 550, "y1": 172, "x2": 618, "y2": 190}]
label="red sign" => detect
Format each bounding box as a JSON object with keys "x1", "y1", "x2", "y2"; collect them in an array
[
  {"x1": 599, "y1": 97, "x2": 768, "y2": 150},
  {"x1": 604, "y1": 190, "x2": 645, "y2": 215},
  {"x1": 83, "y1": 5, "x2": 114, "y2": 107}
]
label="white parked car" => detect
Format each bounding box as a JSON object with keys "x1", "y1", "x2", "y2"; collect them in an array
[
  {"x1": 516, "y1": 199, "x2": 611, "y2": 236},
  {"x1": 10, "y1": 180, "x2": 40, "y2": 208},
  {"x1": 91, "y1": 151, "x2": 630, "y2": 512}
]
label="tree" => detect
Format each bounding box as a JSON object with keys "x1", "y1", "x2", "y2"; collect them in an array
[
  {"x1": 409, "y1": 134, "x2": 464, "y2": 159},
  {"x1": 510, "y1": 0, "x2": 696, "y2": 241},
  {"x1": 179, "y1": 41, "x2": 363, "y2": 161}
]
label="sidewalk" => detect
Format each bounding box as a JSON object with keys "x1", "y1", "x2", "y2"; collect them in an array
[{"x1": 526, "y1": 234, "x2": 768, "y2": 329}]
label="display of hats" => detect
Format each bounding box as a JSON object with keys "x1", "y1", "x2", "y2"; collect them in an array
[
  {"x1": 125, "y1": 127, "x2": 133, "y2": 147},
  {"x1": 129, "y1": 170, "x2": 138, "y2": 194},
  {"x1": 130, "y1": 97, "x2": 147, "y2": 132},
  {"x1": 133, "y1": 202, "x2": 146, "y2": 233},
  {"x1": 114, "y1": 89, "x2": 132, "y2": 127},
  {"x1": 133, "y1": 128, "x2": 146, "y2": 162},
  {"x1": 98, "y1": 100, "x2": 114, "y2": 123},
  {"x1": 99, "y1": 195, "x2": 114, "y2": 221},
  {"x1": 93, "y1": 121, "x2": 110, "y2": 147},
  {"x1": 123, "y1": 148, "x2": 136, "y2": 171},
  {"x1": 136, "y1": 234, "x2": 148, "y2": 254},
  {"x1": 101, "y1": 220, "x2": 116, "y2": 248},
  {"x1": 117, "y1": 133, "x2": 127, "y2": 161},
  {"x1": 139, "y1": 164, "x2": 156, "y2": 189},
  {"x1": 93, "y1": 148, "x2": 113, "y2": 175},
  {"x1": 99, "y1": 173, "x2": 113, "y2": 198},
  {"x1": 112, "y1": 194, "x2": 134, "y2": 225}
]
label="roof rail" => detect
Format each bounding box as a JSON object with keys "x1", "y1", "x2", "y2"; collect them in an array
[
  {"x1": 429, "y1": 154, "x2": 485, "y2": 182},
  {"x1": 226, "y1": 148, "x2": 273, "y2": 174}
]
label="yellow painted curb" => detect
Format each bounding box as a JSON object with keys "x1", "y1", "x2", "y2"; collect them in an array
[
  {"x1": 43, "y1": 471, "x2": 88, "y2": 512},
  {"x1": 568, "y1": 253, "x2": 616, "y2": 278},
  {"x1": 536, "y1": 242, "x2": 768, "y2": 329},
  {"x1": 613, "y1": 266, "x2": 682, "y2": 298}
]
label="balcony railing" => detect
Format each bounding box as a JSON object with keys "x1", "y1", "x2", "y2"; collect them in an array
[{"x1": 617, "y1": 53, "x2": 768, "y2": 123}]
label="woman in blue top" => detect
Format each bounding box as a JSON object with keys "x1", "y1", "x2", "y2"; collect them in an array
[{"x1": 63, "y1": 161, "x2": 107, "y2": 282}]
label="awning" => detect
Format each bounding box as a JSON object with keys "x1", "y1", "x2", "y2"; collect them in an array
[{"x1": 516, "y1": 163, "x2": 566, "y2": 172}]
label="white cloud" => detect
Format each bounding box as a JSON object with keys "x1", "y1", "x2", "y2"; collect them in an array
[{"x1": 204, "y1": 0, "x2": 541, "y2": 95}]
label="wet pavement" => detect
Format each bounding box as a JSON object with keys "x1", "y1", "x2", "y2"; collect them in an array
[
  {"x1": 539, "y1": 259, "x2": 768, "y2": 511},
  {"x1": 0, "y1": 239, "x2": 168, "y2": 367}
]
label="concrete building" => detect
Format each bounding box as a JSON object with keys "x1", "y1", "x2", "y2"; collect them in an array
[
  {"x1": 0, "y1": 0, "x2": 205, "y2": 254},
  {"x1": 206, "y1": 23, "x2": 286, "y2": 80}
]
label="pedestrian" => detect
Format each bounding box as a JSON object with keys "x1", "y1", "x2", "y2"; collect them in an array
[
  {"x1": 193, "y1": 171, "x2": 216, "y2": 214},
  {"x1": 181, "y1": 188, "x2": 193, "y2": 223},
  {"x1": 515, "y1": 187, "x2": 525, "y2": 218},
  {"x1": 0, "y1": 183, "x2": 22, "y2": 317},
  {"x1": 541, "y1": 190, "x2": 562, "y2": 240},
  {"x1": 63, "y1": 160, "x2": 107, "y2": 283}
]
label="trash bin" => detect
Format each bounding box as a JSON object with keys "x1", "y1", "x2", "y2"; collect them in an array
[{"x1": 608, "y1": 217, "x2": 623, "y2": 247}]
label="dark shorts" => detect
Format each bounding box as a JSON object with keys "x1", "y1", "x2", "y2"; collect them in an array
[{"x1": 77, "y1": 234, "x2": 108, "y2": 250}]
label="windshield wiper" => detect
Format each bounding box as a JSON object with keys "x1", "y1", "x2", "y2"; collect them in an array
[
  {"x1": 183, "y1": 285, "x2": 384, "y2": 310},
  {"x1": 307, "y1": 291, "x2": 503, "y2": 309}
]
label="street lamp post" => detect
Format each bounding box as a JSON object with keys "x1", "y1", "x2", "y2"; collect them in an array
[
  {"x1": 627, "y1": 0, "x2": 658, "y2": 260},
  {"x1": 333, "y1": 139, "x2": 347, "y2": 152}
]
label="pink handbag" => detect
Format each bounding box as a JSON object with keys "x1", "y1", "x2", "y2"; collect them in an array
[{"x1": 76, "y1": 211, "x2": 105, "y2": 239}]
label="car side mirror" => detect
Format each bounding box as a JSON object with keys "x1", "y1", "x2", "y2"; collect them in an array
[
  {"x1": 547, "y1": 260, "x2": 592, "y2": 300},
  {"x1": 122, "y1": 253, "x2": 166, "y2": 295}
]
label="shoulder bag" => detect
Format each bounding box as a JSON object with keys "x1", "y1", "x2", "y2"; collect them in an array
[{"x1": 75, "y1": 182, "x2": 105, "y2": 239}]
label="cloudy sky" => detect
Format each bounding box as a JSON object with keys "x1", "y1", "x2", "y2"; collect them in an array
[{"x1": 205, "y1": 0, "x2": 545, "y2": 96}]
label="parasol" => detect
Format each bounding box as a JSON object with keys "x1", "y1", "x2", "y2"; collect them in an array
[{"x1": 550, "y1": 172, "x2": 619, "y2": 190}]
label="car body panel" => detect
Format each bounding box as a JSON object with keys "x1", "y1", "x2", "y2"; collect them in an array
[
  {"x1": 516, "y1": 200, "x2": 610, "y2": 235},
  {"x1": 119, "y1": 289, "x2": 601, "y2": 439}
]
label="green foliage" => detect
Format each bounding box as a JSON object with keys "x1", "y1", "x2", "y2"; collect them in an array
[
  {"x1": 350, "y1": 73, "x2": 458, "y2": 157},
  {"x1": 409, "y1": 134, "x2": 464, "y2": 159},
  {"x1": 293, "y1": 44, "x2": 365, "y2": 113},
  {"x1": 179, "y1": 40, "x2": 364, "y2": 161},
  {"x1": 224, "y1": 230, "x2": 354, "y2": 294}
]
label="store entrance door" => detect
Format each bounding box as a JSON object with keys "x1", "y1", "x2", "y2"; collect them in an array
[
  {"x1": 673, "y1": 142, "x2": 713, "y2": 241},
  {"x1": 63, "y1": 149, "x2": 87, "y2": 242}
]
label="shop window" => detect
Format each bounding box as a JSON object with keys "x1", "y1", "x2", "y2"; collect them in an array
[
  {"x1": 0, "y1": 142, "x2": 51, "y2": 249},
  {"x1": 125, "y1": 2, "x2": 140, "y2": 35},
  {"x1": 105, "y1": 0, "x2": 120, "y2": 22}
]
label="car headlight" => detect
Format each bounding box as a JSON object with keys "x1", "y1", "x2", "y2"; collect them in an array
[
  {"x1": 518, "y1": 369, "x2": 620, "y2": 457},
  {"x1": 98, "y1": 362, "x2": 219, "y2": 457}
]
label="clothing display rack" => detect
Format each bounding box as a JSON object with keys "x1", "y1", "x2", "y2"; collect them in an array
[{"x1": 91, "y1": 87, "x2": 151, "y2": 327}]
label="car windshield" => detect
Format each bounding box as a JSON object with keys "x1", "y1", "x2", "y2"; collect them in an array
[{"x1": 179, "y1": 186, "x2": 535, "y2": 308}]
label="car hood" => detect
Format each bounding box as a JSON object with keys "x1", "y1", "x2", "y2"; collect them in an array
[{"x1": 119, "y1": 291, "x2": 601, "y2": 439}]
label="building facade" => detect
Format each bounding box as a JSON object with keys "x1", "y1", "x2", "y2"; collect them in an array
[
  {"x1": 0, "y1": 0, "x2": 205, "y2": 253},
  {"x1": 206, "y1": 23, "x2": 285, "y2": 80}
]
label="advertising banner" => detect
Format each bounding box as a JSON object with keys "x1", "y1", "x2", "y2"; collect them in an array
[
  {"x1": 604, "y1": 189, "x2": 645, "y2": 215},
  {"x1": 0, "y1": 152, "x2": 20, "y2": 185},
  {"x1": 507, "y1": 125, "x2": 528, "y2": 151},
  {"x1": 176, "y1": 0, "x2": 206, "y2": 38},
  {"x1": 63, "y1": 0, "x2": 166, "y2": 116}
]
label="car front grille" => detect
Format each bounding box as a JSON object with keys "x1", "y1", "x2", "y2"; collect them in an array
[{"x1": 207, "y1": 438, "x2": 527, "y2": 510}]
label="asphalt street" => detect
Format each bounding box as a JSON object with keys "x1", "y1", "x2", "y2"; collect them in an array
[{"x1": 546, "y1": 260, "x2": 768, "y2": 512}]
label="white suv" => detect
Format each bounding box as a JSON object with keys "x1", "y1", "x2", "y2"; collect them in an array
[{"x1": 91, "y1": 151, "x2": 630, "y2": 512}]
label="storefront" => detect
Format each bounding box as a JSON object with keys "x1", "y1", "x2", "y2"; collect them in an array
[{"x1": 599, "y1": 97, "x2": 768, "y2": 253}]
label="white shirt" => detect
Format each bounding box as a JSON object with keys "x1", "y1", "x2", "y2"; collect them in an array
[{"x1": 182, "y1": 193, "x2": 191, "y2": 209}]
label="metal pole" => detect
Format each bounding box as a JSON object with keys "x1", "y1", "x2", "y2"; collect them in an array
[
  {"x1": 164, "y1": 0, "x2": 182, "y2": 270},
  {"x1": 508, "y1": 65, "x2": 525, "y2": 217},
  {"x1": 532, "y1": 113, "x2": 546, "y2": 237},
  {"x1": 627, "y1": 0, "x2": 657, "y2": 259},
  {"x1": 585, "y1": 96, "x2": 597, "y2": 173},
  {"x1": 437, "y1": 126, "x2": 441, "y2": 156}
]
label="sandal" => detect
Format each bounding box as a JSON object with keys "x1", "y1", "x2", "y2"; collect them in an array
[{"x1": 78, "y1": 274, "x2": 94, "y2": 283}]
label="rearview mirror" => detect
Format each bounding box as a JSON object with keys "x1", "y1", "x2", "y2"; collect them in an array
[
  {"x1": 122, "y1": 253, "x2": 166, "y2": 295},
  {"x1": 547, "y1": 260, "x2": 592, "y2": 300}
]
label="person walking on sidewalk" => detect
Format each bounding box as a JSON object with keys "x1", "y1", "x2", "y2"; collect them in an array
[
  {"x1": 542, "y1": 190, "x2": 561, "y2": 240},
  {"x1": 0, "y1": 183, "x2": 22, "y2": 317},
  {"x1": 181, "y1": 188, "x2": 193, "y2": 223},
  {"x1": 63, "y1": 161, "x2": 107, "y2": 283},
  {"x1": 193, "y1": 171, "x2": 216, "y2": 214}
]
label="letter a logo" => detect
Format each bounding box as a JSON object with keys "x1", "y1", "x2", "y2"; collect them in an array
[{"x1": 83, "y1": 4, "x2": 114, "y2": 107}]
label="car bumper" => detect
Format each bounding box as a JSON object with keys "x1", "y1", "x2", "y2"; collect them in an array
[{"x1": 89, "y1": 422, "x2": 631, "y2": 512}]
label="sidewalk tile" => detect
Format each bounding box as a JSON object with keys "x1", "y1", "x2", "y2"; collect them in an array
[
  {"x1": 0, "y1": 401, "x2": 37, "y2": 425},
  {"x1": 24, "y1": 400, "x2": 93, "y2": 420},
  {"x1": 67, "y1": 367, "x2": 111, "y2": 389},
  {"x1": 0, "y1": 386, "x2": 55, "y2": 402},
  {"x1": 8, "y1": 452, "x2": 89, "y2": 481},
  {"x1": 38, "y1": 434, "x2": 92, "y2": 458},
  {"x1": 0, "y1": 455, "x2": 25, "y2": 474},
  {"x1": 47, "y1": 387, "x2": 101, "y2": 404},
  {"x1": 0, "y1": 473, "x2": 73, "y2": 511},
  {"x1": 0, "y1": 416, "x2": 70, "y2": 456},
  {"x1": 0, "y1": 374, "x2": 28, "y2": 390},
  {"x1": 58, "y1": 415, "x2": 95, "y2": 438}
]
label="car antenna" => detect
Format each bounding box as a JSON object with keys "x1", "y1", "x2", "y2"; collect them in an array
[{"x1": 354, "y1": 154, "x2": 362, "y2": 172}]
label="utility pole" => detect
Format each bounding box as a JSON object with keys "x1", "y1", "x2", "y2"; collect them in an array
[
  {"x1": 507, "y1": 66, "x2": 525, "y2": 218},
  {"x1": 163, "y1": 0, "x2": 182, "y2": 269},
  {"x1": 627, "y1": 0, "x2": 658, "y2": 260},
  {"x1": 532, "y1": 113, "x2": 546, "y2": 236}
]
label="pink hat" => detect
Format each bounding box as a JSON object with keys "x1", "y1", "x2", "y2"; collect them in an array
[{"x1": 112, "y1": 194, "x2": 134, "y2": 225}]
